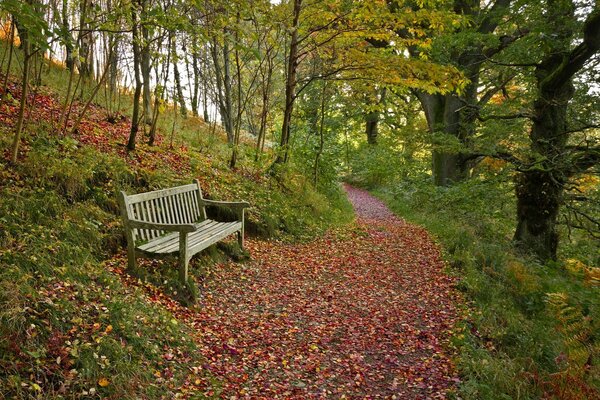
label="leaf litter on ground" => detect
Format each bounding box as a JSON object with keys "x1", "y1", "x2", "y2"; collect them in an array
[{"x1": 111, "y1": 184, "x2": 461, "y2": 399}]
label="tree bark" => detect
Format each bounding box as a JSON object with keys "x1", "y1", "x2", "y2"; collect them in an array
[
  {"x1": 140, "y1": 0, "x2": 152, "y2": 124},
  {"x1": 10, "y1": 27, "x2": 31, "y2": 163},
  {"x1": 127, "y1": 0, "x2": 142, "y2": 151},
  {"x1": 275, "y1": 0, "x2": 301, "y2": 164},
  {"x1": 514, "y1": 1, "x2": 600, "y2": 261},
  {"x1": 210, "y1": 36, "x2": 233, "y2": 141},
  {"x1": 172, "y1": 33, "x2": 187, "y2": 117}
]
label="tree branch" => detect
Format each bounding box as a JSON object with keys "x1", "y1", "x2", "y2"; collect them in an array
[{"x1": 541, "y1": 5, "x2": 600, "y2": 91}]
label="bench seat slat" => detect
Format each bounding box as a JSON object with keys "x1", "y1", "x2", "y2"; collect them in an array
[
  {"x1": 136, "y1": 219, "x2": 217, "y2": 250},
  {"x1": 141, "y1": 221, "x2": 234, "y2": 254},
  {"x1": 188, "y1": 222, "x2": 242, "y2": 254},
  {"x1": 138, "y1": 221, "x2": 239, "y2": 254}
]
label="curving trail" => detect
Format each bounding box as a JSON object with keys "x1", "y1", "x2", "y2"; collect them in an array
[{"x1": 120, "y1": 184, "x2": 461, "y2": 398}]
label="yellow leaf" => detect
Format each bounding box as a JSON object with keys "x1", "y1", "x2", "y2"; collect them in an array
[{"x1": 98, "y1": 378, "x2": 110, "y2": 387}]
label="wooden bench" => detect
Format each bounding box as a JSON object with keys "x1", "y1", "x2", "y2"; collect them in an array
[{"x1": 118, "y1": 180, "x2": 249, "y2": 283}]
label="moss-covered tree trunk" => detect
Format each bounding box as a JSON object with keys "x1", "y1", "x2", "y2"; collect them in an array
[{"x1": 514, "y1": 1, "x2": 600, "y2": 261}]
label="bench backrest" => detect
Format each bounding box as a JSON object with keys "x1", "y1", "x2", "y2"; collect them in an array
[{"x1": 119, "y1": 181, "x2": 207, "y2": 243}]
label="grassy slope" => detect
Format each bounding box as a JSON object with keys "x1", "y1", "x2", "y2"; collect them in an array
[{"x1": 0, "y1": 46, "x2": 352, "y2": 398}]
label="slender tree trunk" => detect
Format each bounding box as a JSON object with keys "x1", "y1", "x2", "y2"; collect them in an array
[
  {"x1": 140, "y1": 0, "x2": 152, "y2": 125},
  {"x1": 172, "y1": 33, "x2": 188, "y2": 117},
  {"x1": 222, "y1": 38, "x2": 234, "y2": 140},
  {"x1": 229, "y1": 12, "x2": 243, "y2": 169},
  {"x1": 62, "y1": 0, "x2": 74, "y2": 70},
  {"x1": 275, "y1": 0, "x2": 301, "y2": 164},
  {"x1": 188, "y1": 40, "x2": 200, "y2": 117},
  {"x1": 127, "y1": 1, "x2": 142, "y2": 151},
  {"x1": 10, "y1": 34, "x2": 31, "y2": 164},
  {"x1": 210, "y1": 37, "x2": 233, "y2": 141},
  {"x1": 149, "y1": 33, "x2": 170, "y2": 145},
  {"x1": 313, "y1": 81, "x2": 327, "y2": 186},
  {"x1": 77, "y1": 0, "x2": 93, "y2": 79},
  {"x1": 2, "y1": 18, "x2": 15, "y2": 92}
]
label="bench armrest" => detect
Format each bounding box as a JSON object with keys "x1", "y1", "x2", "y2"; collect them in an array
[
  {"x1": 199, "y1": 199, "x2": 250, "y2": 210},
  {"x1": 127, "y1": 219, "x2": 198, "y2": 233}
]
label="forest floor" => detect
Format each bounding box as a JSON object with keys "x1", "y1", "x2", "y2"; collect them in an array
[{"x1": 110, "y1": 185, "x2": 461, "y2": 399}]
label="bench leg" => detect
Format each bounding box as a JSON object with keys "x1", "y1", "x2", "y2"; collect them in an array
[
  {"x1": 125, "y1": 234, "x2": 137, "y2": 271},
  {"x1": 237, "y1": 230, "x2": 244, "y2": 250},
  {"x1": 238, "y1": 210, "x2": 245, "y2": 250},
  {"x1": 179, "y1": 232, "x2": 189, "y2": 283}
]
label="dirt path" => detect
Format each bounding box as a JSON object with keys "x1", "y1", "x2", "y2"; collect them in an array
[{"x1": 119, "y1": 185, "x2": 460, "y2": 398}]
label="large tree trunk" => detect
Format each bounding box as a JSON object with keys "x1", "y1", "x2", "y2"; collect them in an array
[
  {"x1": 417, "y1": 92, "x2": 472, "y2": 185},
  {"x1": 513, "y1": 0, "x2": 600, "y2": 261},
  {"x1": 364, "y1": 87, "x2": 386, "y2": 145}
]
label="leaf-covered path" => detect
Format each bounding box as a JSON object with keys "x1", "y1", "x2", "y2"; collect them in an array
[{"x1": 117, "y1": 185, "x2": 460, "y2": 398}]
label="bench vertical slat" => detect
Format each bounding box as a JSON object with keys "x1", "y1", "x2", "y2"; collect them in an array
[
  {"x1": 185, "y1": 191, "x2": 196, "y2": 222},
  {"x1": 179, "y1": 193, "x2": 190, "y2": 223},
  {"x1": 191, "y1": 191, "x2": 200, "y2": 222},
  {"x1": 152, "y1": 199, "x2": 162, "y2": 238},
  {"x1": 170, "y1": 194, "x2": 181, "y2": 224},
  {"x1": 133, "y1": 202, "x2": 143, "y2": 241},
  {"x1": 154, "y1": 198, "x2": 165, "y2": 227},
  {"x1": 127, "y1": 204, "x2": 138, "y2": 243},
  {"x1": 152, "y1": 199, "x2": 163, "y2": 237},
  {"x1": 142, "y1": 202, "x2": 152, "y2": 240},
  {"x1": 142, "y1": 202, "x2": 151, "y2": 241},
  {"x1": 190, "y1": 190, "x2": 200, "y2": 221},
  {"x1": 163, "y1": 196, "x2": 173, "y2": 224},
  {"x1": 145, "y1": 201, "x2": 155, "y2": 240}
]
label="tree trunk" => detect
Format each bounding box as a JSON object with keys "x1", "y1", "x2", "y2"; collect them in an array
[
  {"x1": 417, "y1": 91, "x2": 473, "y2": 186},
  {"x1": 364, "y1": 87, "x2": 386, "y2": 145},
  {"x1": 513, "y1": 0, "x2": 600, "y2": 261},
  {"x1": 60, "y1": 0, "x2": 74, "y2": 70},
  {"x1": 313, "y1": 81, "x2": 327, "y2": 185},
  {"x1": 210, "y1": 37, "x2": 233, "y2": 141},
  {"x1": 172, "y1": 34, "x2": 187, "y2": 117},
  {"x1": 141, "y1": 3, "x2": 152, "y2": 125},
  {"x1": 77, "y1": 0, "x2": 93, "y2": 79},
  {"x1": 513, "y1": 64, "x2": 572, "y2": 262},
  {"x1": 275, "y1": 0, "x2": 301, "y2": 164},
  {"x1": 2, "y1": 17, "x2": 15, "y2": 92},
  {"x1": 127, "y1": 1, "x2": 142, "y2": 151},
  {"x1": 10, "y1": 31, "x2": 31, "y2": 163}
]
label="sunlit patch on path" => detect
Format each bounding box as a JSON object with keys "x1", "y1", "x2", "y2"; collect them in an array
[{"x1": 115, "y1": 184, "x2": 460, "y2": 398}]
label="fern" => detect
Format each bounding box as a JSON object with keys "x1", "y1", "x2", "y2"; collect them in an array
[{"x1": 544, "y1": 292, "x2": 599, "y2": 399}]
